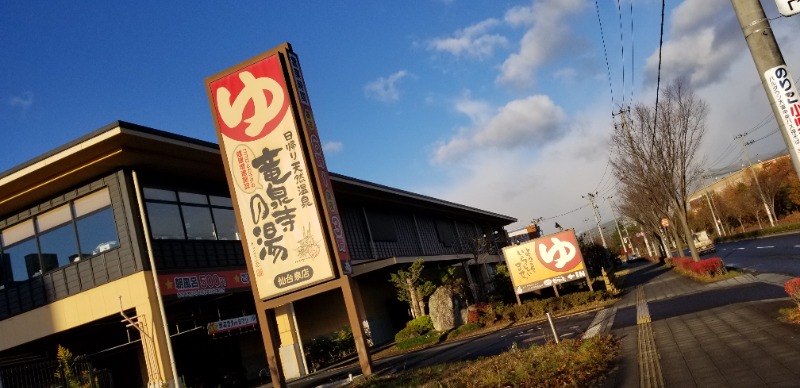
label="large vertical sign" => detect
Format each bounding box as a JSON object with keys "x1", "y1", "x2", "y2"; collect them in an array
[
  {"x1": 764, "y1": 65, "x2": 800, "y2": 164},
  {"x1": 501, "y1": 229, "x2": 587, "y2": 295},
  {"x1": 205, "y1": 43, "x2": 350, "y2": 300}
]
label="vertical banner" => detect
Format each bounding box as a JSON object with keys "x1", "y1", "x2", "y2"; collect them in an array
[
  {"x1": 501, "y1": 229, "x2": 588, "y2": 295},
  {"x1": 205, "y1": 43, "x2": 349, "y2": 300}
]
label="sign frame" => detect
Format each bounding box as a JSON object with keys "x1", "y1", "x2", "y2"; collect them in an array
[
  {"x1": 204, "y1": 43, "x2": 351, "y2": 302},
  {"x1": 501, "y1": 229, "x2": 588, "y2": 295}
]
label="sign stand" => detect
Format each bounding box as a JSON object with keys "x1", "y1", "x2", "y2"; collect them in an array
[{"x1": 205, "y1": 43, "x2": 373, "y2": 387}]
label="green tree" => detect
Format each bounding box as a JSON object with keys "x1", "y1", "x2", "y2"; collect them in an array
[{"x1": 389, "y1": 259, "x2": 435, "y2": 319}]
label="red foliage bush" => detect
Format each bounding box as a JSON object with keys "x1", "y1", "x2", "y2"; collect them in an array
[
  {"x1": 785, "y1": 278, "x2": 800, "y2": 306},
  {"x1": 672, "y1": 257, "x2": 725, "y2": 276},
  {"x1": 467, "y1": 303, "x2": 496, "y2": 326}
]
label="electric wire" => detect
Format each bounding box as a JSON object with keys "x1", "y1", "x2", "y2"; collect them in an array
[
  {"x1": 630, "y1": 0, "x2": 635, "y2": 104},
  {"x1": 617, "y1": 0, "x2": 625, "y2": 107},
  {"x1": 652, "y1": 0, "x2": 666, "y2": 132},
  {"x1": 539, "y1": 203, "x2": 590, "y2": 222},
  {"x1": 593, "y1": 158, "x2": 612, "y2": 193},
  {"x1": 751, "y1": 128, "x2": 780, "y2": 143},
  {"x1": 595, "y1": 0, "x2": 616, "y2": 109}
]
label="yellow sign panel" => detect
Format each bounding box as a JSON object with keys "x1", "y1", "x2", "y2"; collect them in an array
[
  {"x1": 205, "y1": 44, "x2": 342, "y2": 300},
  {"x1": 501, "y1": 229, "x2": 587, "y2": 295}
]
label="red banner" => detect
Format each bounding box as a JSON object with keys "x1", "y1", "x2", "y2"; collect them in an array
[{"x1": 158, "y1": 269, "x2": 250, "y2": 298}]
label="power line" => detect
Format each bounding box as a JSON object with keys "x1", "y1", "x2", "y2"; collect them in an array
[
  {"x1": 595, "y1": 0, "x2": 616, "y2": 109},
  {"x1": 539, "y1": 203, "x2": 590, "y2": 222},
  {"x1": 617, "y1": 0, "x2": 625, "y2": 107},
  {"x1": 652, "y1": 0, "x2": 666, "y2": 133},
  {"x1": 593, "y1": 158, "x2": 612, "y2": 193},
  {"x1": 629, "y1": 0, "x2": 635, "y2": 104}
]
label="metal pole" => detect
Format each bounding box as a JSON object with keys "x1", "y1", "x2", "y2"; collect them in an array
[
  {"x1": 736, "y1": 133, "x2": 775, "y2": 226},
  {"x1": 583, "y1": 193, "x2": 607, "y2": 248},
  {"x1": 546, "y1": 312, "x2": 559, "y2": 343},
  {"x1": 605, "y1": 197, "x2": 628, "y2": 259},
  {"x1": 132, "y1": 171, "x2": 180, "y2": 388},
  {"x1": 731, "y1": 0, "x2": 800, "y2": 182}
]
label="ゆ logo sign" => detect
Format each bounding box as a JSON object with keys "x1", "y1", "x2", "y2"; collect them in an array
[
  {"x1": 212, "y1": 56, "x2": 290, "y2": 142},
  {"x1": 537, "y1": 237, "x2": 580, "y2": 272}
]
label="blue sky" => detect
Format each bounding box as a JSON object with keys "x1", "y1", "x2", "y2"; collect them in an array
[{"x1": 2, "y1": 1, "x2": 798, "y2": 235}]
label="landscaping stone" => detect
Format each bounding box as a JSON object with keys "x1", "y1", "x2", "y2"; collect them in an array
[{"x1": 429, "y1": 286, "x2": 463, "y2": 331}]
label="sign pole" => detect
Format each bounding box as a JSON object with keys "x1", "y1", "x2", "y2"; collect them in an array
[
  {"x1": 731, "y1": 0, "x2": 800, "y2": 181},
  {"x1": 255, "y1": 303, "x2": 285, "y2": 387}
]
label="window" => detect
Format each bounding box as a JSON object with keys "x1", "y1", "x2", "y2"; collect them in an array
[
  {"x1": 435, "y1": 220, "x2": 456, "y2": 247},
  {"x1": 143, "y1": 188, "x2": 238, "y2": 241},
  {"x1": 37, "y1": 205, "x2": 79, "y2": 267},
  {"x1": 2, "y1": 220, "x2": 37, "y2": 282},
  {"x1": 366, "y1": 210, "x2": 397, "y2": 242},
  {"x1": 0, "y1": 188, "x2": 119, "y2": 284}
]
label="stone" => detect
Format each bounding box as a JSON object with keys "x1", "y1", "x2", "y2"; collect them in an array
[{"x1": 429, "y1": 286, "x2": 463, "y2": 331}]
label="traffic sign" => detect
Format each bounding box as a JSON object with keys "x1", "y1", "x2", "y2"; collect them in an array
[{"x1": 776, "y1": 0, "x2": 800, "y2": 16}]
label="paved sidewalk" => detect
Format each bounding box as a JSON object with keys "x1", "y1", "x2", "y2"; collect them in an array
[{"x1": 600, "y1": 262, "x2": 800, "y2": 388}]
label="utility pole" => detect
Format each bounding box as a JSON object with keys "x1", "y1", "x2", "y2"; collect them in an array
[
  {"x1": 700, "y1": 173, "x2": 723, "y2": 236},
  {"x1": 583, "y1": 192, "x2": 607, "y2": 248},
  {"x1": 731, "y1": 0, "x2": 800, "y2": 182},
  {"x1": 605, "y1": 196, "x2": 628, "y2": 259},
  {"x1": 735, "y1": 133, "x2": 775, "y2": 226}
]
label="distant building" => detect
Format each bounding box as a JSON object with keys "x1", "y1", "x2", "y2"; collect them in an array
[
  {"x1": 507, "y1": 224, "x2": 541, "y2": 245},
  {"x1": 0, "y1": 121, "x2": 515, "y2": 386}
]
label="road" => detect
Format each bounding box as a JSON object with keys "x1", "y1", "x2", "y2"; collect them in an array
[
  {"x1": 708, "y1": 232, "x2": 800, "y2": 277},
  {"x1": 286, "y1": 310, "x2": 598, "y2": 387}
]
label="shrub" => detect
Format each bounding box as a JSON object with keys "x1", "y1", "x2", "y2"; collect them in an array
[
  {"x1": 785, "y1": 278, "x2": 800, "y2": 307},
  {"x1": 466, "y1": 303, "x2": 499, "y2": 327},
  {"x1": 671, "y1": 257, "x2": 726, "y2": 277},
  {"x1": 304, "y1": 327, "x2": 355, "y2": 372},
  {"x1": 395, "y1": 315, "x2": 434, "y2": 342}
]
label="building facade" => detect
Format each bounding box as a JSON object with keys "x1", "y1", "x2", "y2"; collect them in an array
[{"x1": 0, "y1": 121, "x2": 515, "y2": 386}]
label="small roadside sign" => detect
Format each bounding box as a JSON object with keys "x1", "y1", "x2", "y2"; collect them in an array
[{"x1": 776, "y1": 0, "x2": 800, "y2": 17}]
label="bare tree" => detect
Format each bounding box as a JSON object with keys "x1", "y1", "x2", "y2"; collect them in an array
[{"x1": 611, "y1": 78, "x2": 708, "y2": 261}]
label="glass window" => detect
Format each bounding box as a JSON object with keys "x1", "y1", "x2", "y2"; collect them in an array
[
  {"x1": 2, "y1": 221, "x2": 38, "y2": 281},
  {"x1": 4, "y1": 238, "x2": 38, "y2": 281},
  {"x1": 179, "y1": 192, "x2": 209, "y2": 205},
  {"x1": 38, "y1": 223, "x2": 79, "y2": 267},
  {"x1": 76, "y1": 206, "x2": 119, "y2": 257},
  {"x1": 0, "y1": 188, "x2": 121, "y2": 283},
  {"x1": 210, "y1": 195, "x2": 233, "y2": 207},
  {"x1": 146, "y1": 202, "x2": 186, "y2": 240},
  {"x1": 74, "y1": 189, "x2": 111, "y2": 217},
  {"x1": 37, "y1": 205, "x2": 78, "y2": 268},
  {"x1": 143, "y1": 188, "x2": 177, "y2": 201},
  {"x1": 181, "y1": 205, "x2": 215, "y2": 240},
  {"x1": 212, "y1": 207, "x2": 239, "y2": 240}
]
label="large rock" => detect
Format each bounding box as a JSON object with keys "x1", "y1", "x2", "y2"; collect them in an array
[{"x1": 428, "y1": 286, "x2": 463, "y2": 331}]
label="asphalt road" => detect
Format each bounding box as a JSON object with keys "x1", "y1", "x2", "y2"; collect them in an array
[
  {"x1": 709, "y1": 232, "x2": 800, "y2": 277},
  {"x1": 286, "y1": 310, "x2": 598, "y2": 387}
]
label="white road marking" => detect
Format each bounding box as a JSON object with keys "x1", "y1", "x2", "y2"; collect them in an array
[
  {"x1": 756, "y1": 246, "x2": 774, "y2": 249},
  {"x1": 737, "y1": 247, "x2": 746, "y2": 250}
]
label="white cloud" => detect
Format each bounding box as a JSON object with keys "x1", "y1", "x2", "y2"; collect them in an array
[
  {"x1": 427, "y1": 18, "x2": 508, "y2": 59},
  {"x1": 423, "y1": 119, "x2": 612, "y2": 232},
  {"x1": 323, "y1": 141, "x2": 344, "y2": 154},
  {"x1": 554, "y1": 68, "x2": 577, "y2": 80},
  {"x1": 433, "y1": 94, "x2": 565, "y2": 164},
  {"x1": 496, "y1": 0, "x2": 585, "y2": 89},
  {"x1": 8, "y1": 91, "x2": 34, "y2": 111},
  {"x1": 364, "y1": 70, "x2": 409, "y2": 103},
  {"x1": 643, "y1": 0, "x2": 740, "y2": 88}
]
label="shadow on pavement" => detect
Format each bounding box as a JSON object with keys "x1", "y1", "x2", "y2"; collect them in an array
[{"x1": 647, "y1": 282, "x2": 789, "y2": 321}]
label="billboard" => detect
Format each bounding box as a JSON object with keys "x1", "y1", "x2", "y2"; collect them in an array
[
  {"x1": 158, "y1": 269, "x2": 251, "y2": 299},
  {"x1": 501, "y1": 229, "x2": 587, "y2": 295},
  {"x1": 205, "y1": 43, "x2": 350, "y2": 300}
]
